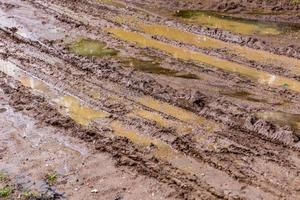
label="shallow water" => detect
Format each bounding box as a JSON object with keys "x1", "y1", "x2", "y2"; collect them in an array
[
  {"x1": 257, "y1": 111, "x2": 300, "y2": 129},
  {"x1": 0, "y1": 60, "x2": 109, "y2": 126},
  {"x1": 222, "y1": 90, "x2": 267, "y2": 103},
  {"x1": 174, "y1": 10, "x2": 299, "y2": 35},
  {"x1": 107, "y1": 28, "x2": 300, "y2": 93},
  {"x1": 121, "y1": 58, "x2": 200, "y2": 79},
  {"x1": 139, "y1": 24, "x2": 300, "y2": 73},
  {"x1": 70, "y1": 39, "x2": 119, "y2": 57},
  {"x1": 56, "y1": 96, "x2": 109, "y2": 126}
]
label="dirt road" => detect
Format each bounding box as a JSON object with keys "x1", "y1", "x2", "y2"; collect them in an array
[{"x1": 0, "y1": 0, "x2": 300, "y2": 199}]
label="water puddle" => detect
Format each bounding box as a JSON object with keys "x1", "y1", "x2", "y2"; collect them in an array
[
  {"x1": 137, "y1": 96, "x2": 217, "y2": 132},
  {"x1": 257, "y1": 111, "x2": 300, "y2": 129},
  {"x1": 70, "y1": 39, "x2": 119, "y2": 57},
  {"x1": 56, "y1": 96, "x2": 109, "y2": 126},
  {"x1": 110, "y1": 120, "x2": 265, "y2": 198},
  {"x1": 0, "y1": 60, "x2": 108, "y2": 126},
  {"x1": 0, "y1": 60, "x2": 54, "y2": 97},
  {"x1": 222, "y1": 90, "x2": 267, "y2": 103},
  {"x1": 130, "y1": 109, "x2": 193, "y2": 135},
  {"x1": 107, "y1": 28, "x2": 300, "y2": 93},
  {"x1": 111, "y1": 120, "x2": 173, "y2": 157},
  {"x1": 174, "y1": 10, "x2": 299, "y2": 35},
  {"x1": 98, "y1": 0, "x2": 127, "y2": 9},
  {"x1": 121, "y1": 58, "x2": 200, "y2": 79},
  {"x1": 139, "y1": 24, "x2": 300, "y2": 73}
]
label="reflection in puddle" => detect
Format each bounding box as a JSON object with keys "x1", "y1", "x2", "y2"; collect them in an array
[
  {"x1": 139, "y1": 24, "x2": 300, "y2": 72},
  {"x1": 122, "y1": 58, "x2": 200, "y2": 79},
  {"x1": 56, "y1": 96, "x2": 109, "y2": 126},
  {"x1": 174, "y1": 10, "x2": 298, "y2": 35},
  {"x1": 257, "y1": 111, "x2": 300, "y2": 129},
  {"x1": 222, "y1": 90, "x2": 266, "y2": 103},
  {"x1": 107, "y1": 28, "x2": 300, "y2": 93},
  {"x1": 70, "y1": 39, "x2": 119, "y2": 57}
]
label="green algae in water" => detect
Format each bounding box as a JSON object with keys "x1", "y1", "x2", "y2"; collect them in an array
[
  {"x1": 174, "y1": 10, "x2": 299, "y2": 35},
  {"x1": 70, "y1": 39, "x2": 119, "y2": 57},
  {"x1": 122, "y1": 58, "x2": 200, "y2": 79}
]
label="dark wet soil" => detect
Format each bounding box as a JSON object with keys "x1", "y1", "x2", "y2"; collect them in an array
[{"x1": 0, "y1": 0, "x2": 300, "y2": 199}]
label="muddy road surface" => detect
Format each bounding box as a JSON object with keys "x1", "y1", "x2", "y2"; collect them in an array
[{"x1": 0, "y1": 0, "x2": 300, "y2": 199}]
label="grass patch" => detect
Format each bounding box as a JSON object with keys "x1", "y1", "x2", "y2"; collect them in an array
[
  {"x1": 0, "y1": 186, "x2": 12, "y2": 198},
  {"x1": 46, "y1": 173, "x2": 58, "y2": 185},
  {"x1": 0, "y1": 172, "x2": 6, "y2": 182}
]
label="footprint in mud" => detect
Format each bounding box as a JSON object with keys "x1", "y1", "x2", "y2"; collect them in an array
[{"x1": 0, "y1": 108, "x2": 7, "y2": 113}]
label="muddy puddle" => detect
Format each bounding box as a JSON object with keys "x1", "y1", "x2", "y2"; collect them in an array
[
  {"x1": 174, "y1": 10, "x2": 300, "y2": 35},
  {"x1": 0, "y1": 61, "x2": 250, "y2": 196},
  {"x1": 257, "y1": 111, "x2": 300, "y2": 130},
  {"x1": 98, "y1": 0, "x2": 127, "y2": 9},
  {"x1": 139, "y1": 24, "x2": 300, "y2": 73},
  {"x1": 56, "y1": 96, "x2": 109, "y2": 126},
  {"x1": 121, "y1": 57, "x2": 200, "y2": 79},
  {"x1": 70, "y1": 39, "x2": 119, "y2": 57},
  {"x1": 0, "y1": 102, "x2": 170, "y2": 200},
  {"x1": 110, "y1": 121, "x2": 267, "y2": 199},
  {"x1": 129, "y1": 109, "x2": 193, "y2": 135},
  {"x1": 222, "y1": 90, "x2": 267, "y2": 103},
  {"x1": 0, "y1": 103, "x2": 88, "y2": 198},
  {"x1": 0, "y1": 60, "x2": 109, "y2": 126},
  {"x1": 107, "y1": 28, "x2": 300, "y2": 93},
  {"x1": 137, "y1": 96, "x2": 218, "y2": 132}
]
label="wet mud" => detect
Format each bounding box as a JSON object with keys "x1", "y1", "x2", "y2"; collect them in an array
[{"x1": 0, "y1": 0, "x2": 300, "y2": 199}]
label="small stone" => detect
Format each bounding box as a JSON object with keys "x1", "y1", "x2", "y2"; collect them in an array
[{"x1": 91, "y1": 189, "x2": 98, "y2": 193}]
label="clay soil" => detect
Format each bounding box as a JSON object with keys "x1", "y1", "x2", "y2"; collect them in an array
[{"x1": 0, "y1": 0, "x2": 300, "y2": 199}]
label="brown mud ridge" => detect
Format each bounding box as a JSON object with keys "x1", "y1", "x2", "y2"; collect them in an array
[{"x1": 1, "y1": 0, "x2": 300, "y2": 199}]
